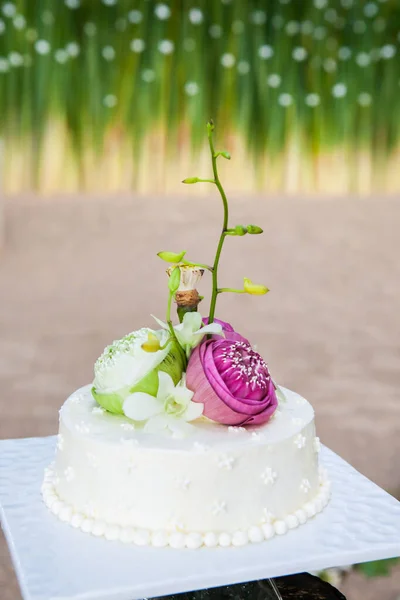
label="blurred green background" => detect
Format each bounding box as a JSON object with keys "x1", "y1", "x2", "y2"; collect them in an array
[{"x1": 0, "y1": 0, "x2": 399, "y2": 194}]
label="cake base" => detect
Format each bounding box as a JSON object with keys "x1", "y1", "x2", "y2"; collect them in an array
[
  {"x1": 41, "y1": 462, "x2": 331, "y2": 548},
  {"x1": 1, "y1": 437, "x2": 400, "y2": 600}
]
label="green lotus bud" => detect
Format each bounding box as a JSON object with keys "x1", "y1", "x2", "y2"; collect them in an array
[
  {"x1": 247, "y1": 225, "x2": 263, "y2": 234},
  {"x1": 182, "y1": 177, "x2": 199, "y2": 184},
  {"x1": 92, "y1": 328, "x2": 184, "y2": 415},
  {"x1": 157, "y1": 250, "x2": 186, "y2": 263},
  {"x1": 168, "y1": 266, "x2": 181, "y2": 294}
]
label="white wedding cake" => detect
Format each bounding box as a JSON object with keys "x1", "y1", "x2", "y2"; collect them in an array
[
  {"x1": 42, "y1": 381, "x2": 329, "y2": 549},
  {"x1": 42, "y1": 121, "x2": 330, "y2": 548}
]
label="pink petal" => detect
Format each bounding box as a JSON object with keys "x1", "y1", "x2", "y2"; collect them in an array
[{"x1": 204, "y1": 340, "x2": 272, "y2": 412}]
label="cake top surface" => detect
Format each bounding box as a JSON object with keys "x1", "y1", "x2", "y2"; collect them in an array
[{"x1": 60, "y1": 385, "x2": 314, "y2": 451}]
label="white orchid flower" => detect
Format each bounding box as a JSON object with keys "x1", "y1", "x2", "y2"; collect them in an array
[
  {"x1": 123, "y1": 372, "x2": 204, "y2": 438},
  {"x1": 152, "y1": 312, "x2": 223, "y2": 357}
]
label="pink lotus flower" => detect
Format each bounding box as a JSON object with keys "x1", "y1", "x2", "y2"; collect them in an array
[{"x1": 186, "y1": 333, "x2": 278, "y2": 426}]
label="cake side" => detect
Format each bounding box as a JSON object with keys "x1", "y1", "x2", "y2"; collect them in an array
[{"x1": 42, "y1": 385, "x2": 330, "y2": 548}]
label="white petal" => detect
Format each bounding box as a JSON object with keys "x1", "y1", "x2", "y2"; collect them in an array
[
  {"x1": 194, "y1": 323, "x2": 223, "y2": 336},
  {"x1": 157, "y1": 371, "x2": 175, "y2": 399},
  {"x1": 143, "y1": 414, "x2": 170, "y2": 433},
  {"x1": 183, "y1": 401, "x2": 204, "y2": 422},
  {"x1": 167, "y1": 418, "x2": 195, "y2": 438},
  {"x1": 173, "y1": 386, "x2": 194, "y2": 406},
  {"x1": 151, "y1": 315, "x2": 169, "y2": 330},
  {"x1": 182, "y1": 312, "x2": 203, "y2": 332},
  {"x1": 123, "y1": 393, "x2": 162, "y2": 421}
]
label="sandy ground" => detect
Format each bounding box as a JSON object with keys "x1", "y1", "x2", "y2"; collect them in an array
[{"x1": 0, "y1": 194, "x2": 399, "y2": 599}]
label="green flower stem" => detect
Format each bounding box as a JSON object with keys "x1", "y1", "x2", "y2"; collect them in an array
[
  {"x1": 218, "y1": 288, "x2": 246, "y2": 294},
  {"x1": 207, "y1": 123, "x2": 230, "y2": 323},
  {"x1": 166, "y1": 291, "x2": 187, "y2": 369},
  {"x1": 197, "y1": 178, "x2": 216, "y2": 184}
]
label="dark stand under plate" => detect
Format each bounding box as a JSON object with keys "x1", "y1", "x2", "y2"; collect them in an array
[{"x1": 152, "y1": 573, "x2": 346, "y2": 600}]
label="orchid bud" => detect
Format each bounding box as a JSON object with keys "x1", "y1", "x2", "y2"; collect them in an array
[
  {"x1": 182, "y1": 177, "x2": 199, "y2": 184},
  {"x1": 215, "y1": 151, "x2": 231, "y2": 160},
  {"x1": 225, "y1": 225, "x2": 247, "y2": 236},
  {"x1": 168, "y1": 267, "x2": 181, "y2": 294},
  {"x1": 157, "y1": 250, "x2": 186, "y2": 263},
  {"x1": 141, "y1": 332, "x2": 161, "y2": 353},
  {"x1": 234, "y1": 225, "x2": 248, "y2": 236},
  {"x1": 243, "y1": 278, "x2": 269, "y2": 295},
  {"x1": 247, "y1": 225, "x2": 263, "y2": 234},
  {"x1": 207, "y1": 119, "x2": 215, "y2": 132}
]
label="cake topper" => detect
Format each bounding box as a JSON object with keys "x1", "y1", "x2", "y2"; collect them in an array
[{"x1": 92, "y1": 121, "x2": 282, "y2": 435}]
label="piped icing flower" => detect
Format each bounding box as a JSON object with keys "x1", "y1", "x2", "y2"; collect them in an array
[
  {"x1": 123, "y1": 372, "x2": 204, "y2": 437},
  {"x1": 186, "y1": 337, "x2": 278, "y2": 426}
]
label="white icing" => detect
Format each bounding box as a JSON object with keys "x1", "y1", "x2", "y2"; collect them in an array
[
  {"x1": 294, "y1": 434, "x2": 306, "y2": 449},
  {"x1": 203, "y1": 532, "x2": 218, "y2": 547},
  {"x1": 260, "y1": 467, "x2": 278, "y2": 485},
  {"x1": 248, "y1": 526, "x2": 264, "y2": 543},
  {"x1": 169, "y1": 532, "x2": 186, "y2": 549},
  {"x1": 274, "y1": 520, "x2": 288, "y2": 535},
  {"x1": 300, "y1": 478, "x2": 311, "y2": 493},
  {"x1": 261, "y1": 523, "x2": 275, "y2": 540},
  {"x1": 64, "y1": 466, "x2": 75, "y2": 482},
  {"x1": 217, "y1": 454, "x2": 235, "y2": 470},
  {"x1": 151, "y1": 530, "x2": 168, "y2": 547},
  {"x1": 212, "y1": 500, "x2": 227, "y2": 516},
  {"x1": 121, "y1": 423, "x2": 135, "y2": 431},
  {"x1": 262, "y1": 508, "x2": 275, "y2": 523},
  {"x1": 314, "y1": 437, "x2": 321, "y2": 453},
  {"x1": 175, "y1": 477, "x2": 191, "y2": 490},
  {"x1": 232, "y1": 531, "x2": 248, "y2": 546},
  {"x1": 185, "y1": 532, "x2": 203, "y2": 549},
  {"x1": 43, "y1": 385, "x2": 331, "y2": 549},
  {"x1": 228, "y1": 426, "x2": 246, "y2": 434}
]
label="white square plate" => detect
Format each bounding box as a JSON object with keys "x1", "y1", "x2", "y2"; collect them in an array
[{"x1": 1, "y1": 436, "x2": 399, "y2": 600}]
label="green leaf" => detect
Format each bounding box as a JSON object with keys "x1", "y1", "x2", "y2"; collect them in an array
[
  {"x1": 129, "y1": 368, "x2": 159, "y2": 396},
  {"x1": 91, "y1": 388, "x2": 125, "y2": 415},
  {"x1": 157, "y1": 250, "x2": 186, "y2": 263},
  {"x1": 168, "y1": 266, "x2": 181, "y2": 293},
  {"x1": 356, "y1": 558, "x2": 399, "y2": 578},
  {"x1": 158, "y1": 339, "x2": 185, "y2": 385},
  {"x1": 182, "y1": 177, "x2": 199, "y2": 184},
  {"x1": 247, "y1": 225, "x2": 263, "y2": 234}
]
